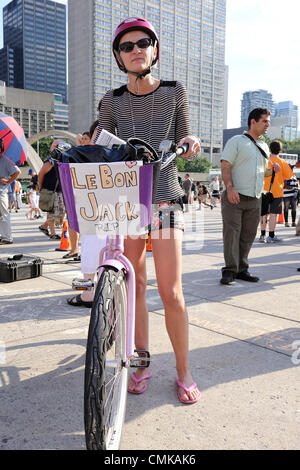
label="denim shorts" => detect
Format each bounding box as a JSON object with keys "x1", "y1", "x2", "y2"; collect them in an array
[{"x1": 150, "y1": 199, "x2": 185, "y2": 232}]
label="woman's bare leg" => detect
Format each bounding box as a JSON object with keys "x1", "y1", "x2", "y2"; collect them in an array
[
  {"x1": 151, "y1": 228, "x2": 199, "y2": 402},
  {"x1": 124, "y1": 236, "x2": 151, "y2": 392}
]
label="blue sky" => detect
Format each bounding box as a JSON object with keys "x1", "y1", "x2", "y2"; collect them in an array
[
  {"x1": 0, "y1": 0, "x2": 299, "y2": 129},
  {"x1": 226, "y1": 0, "x2": 300, "y2": 128}
]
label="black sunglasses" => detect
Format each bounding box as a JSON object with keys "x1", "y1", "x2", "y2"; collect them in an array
[{"x1": 119, "y1": 37, "x2": 152, "y2": 53}]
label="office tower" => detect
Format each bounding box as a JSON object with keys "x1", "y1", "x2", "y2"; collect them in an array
[
  {"x1": 223, "y1": 65, "x2": 228, "y2": 129},
  {"x1": 0, "y1": 86, "x2": 54, "y2": 138},
  {"x1": 0, "y1": 0, "x2": 67, "y2": 102},
  {"x1": 275, "y1": 101, "x2": 298, "y2": 129},
  {"x1": 268, "y1": 101, "x2": 298, "y2": 141},
  {"x1": 68, "y1": 0, "x2": 94, "y2": 137},
  {"x1": 68, "y1": 0, "x2": 226, "y2": 162},
  {"x1": 53, "y1": 93, "x2": 69, "y2": 132},
  {"x1": 0, "y1": 46, "x2": 16, "y2": 87},
  {"x1": 241, "y1": 89, "x2": 275, "y2": 127}
]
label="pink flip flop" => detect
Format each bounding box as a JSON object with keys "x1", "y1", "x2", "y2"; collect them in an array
[
  {"x1": 176, "y1": 378, "x2": 201, "y2": 404},
  {"x1": 128, "y1": 371, "x2": 152, "y2": 394}
]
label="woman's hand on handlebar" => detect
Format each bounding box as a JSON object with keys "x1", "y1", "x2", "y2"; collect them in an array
[{"x1": 178, "y1": 135, "x2": 200, "y2": 158}]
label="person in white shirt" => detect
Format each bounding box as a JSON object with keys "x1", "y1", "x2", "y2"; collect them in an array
[
  {"x1": 209, "y1": 176, "x2": 220, "y2": 206},
  {"x1": 0, "y1": 143, "x2": 21, "y2": 244},
  {"x1": 15, "y1": 180, "x2": 23, "y2": 210}
]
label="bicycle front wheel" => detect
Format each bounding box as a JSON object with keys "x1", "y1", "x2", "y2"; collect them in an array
[{"x1": 84, "y1": 267, "x2": 128, "y2": 450}]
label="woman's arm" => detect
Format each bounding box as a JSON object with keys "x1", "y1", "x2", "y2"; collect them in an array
[
  {"x1": 91, "y1": 125, "x2": 99, "y2": 144},
  {"x1": 92, "y1": 91, "x2": 116, "y2": 144},
  {"x1": 175, "y1": 82, "x2": 200, "y2": 157},
  {"x1": 38, "y1": 161, "x2": 52, "y2": 191}
]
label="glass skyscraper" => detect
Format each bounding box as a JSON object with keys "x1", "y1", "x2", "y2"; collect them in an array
[
  {"x1": 241, "y1": 89, "x2": 275, "y2": 128},
  {"x1": 69, "y1": 0, "x2": 226, "y2": 161},
  {"x1": 275, "y1": 101, "x2": 298, "y2": 129},
  {"x1": 268, "y1": 101, "x2": 299, "y2": 141},
  {"x1": 0, "y1": 0, "x2": 67, "y2": 102}
]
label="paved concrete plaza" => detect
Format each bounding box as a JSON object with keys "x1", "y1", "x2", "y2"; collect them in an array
[{"x1": 0, "y1": 203, "x2": 299, "y2": 450}]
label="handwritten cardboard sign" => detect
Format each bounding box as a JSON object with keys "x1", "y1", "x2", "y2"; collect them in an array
[{"x1": 59, "y1": 161, "x2": 152, "y2": 236}]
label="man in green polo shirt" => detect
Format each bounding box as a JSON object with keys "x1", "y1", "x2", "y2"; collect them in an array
[{"x1": 220, "y1": 108, "x2": 280, "y2": 285}]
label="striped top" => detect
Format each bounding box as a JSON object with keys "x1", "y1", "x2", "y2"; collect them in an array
[
  {"x1": 283, "y1": 177, "x2": 298, "y2": 198},
  {"x1": 95, "y1": 80, "x2": 189, "y2": 203}
]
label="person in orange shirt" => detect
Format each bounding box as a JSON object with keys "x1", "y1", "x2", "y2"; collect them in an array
[{"x1": 259, "y1": 140, "x2": 293, "y2": 243}]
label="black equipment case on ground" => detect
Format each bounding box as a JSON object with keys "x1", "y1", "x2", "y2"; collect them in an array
[{"x1": 0, "y1": 255, "x2": 43, "y2": 283}]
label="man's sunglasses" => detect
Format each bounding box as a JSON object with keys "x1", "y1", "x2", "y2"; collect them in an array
[{"x1": 119, "y1": 37, "x2": 152, "y2": 53}]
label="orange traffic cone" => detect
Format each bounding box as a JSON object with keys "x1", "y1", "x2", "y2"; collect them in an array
[
  {"x1": 277, "y1": 210, "x2": 284, "y2": 224},
  {"x1": 146, "y1": 233, "x2": 152, "y2": 252},
  {"x1": 55, "y1": 220, "x2": 70, "y2": 251}
]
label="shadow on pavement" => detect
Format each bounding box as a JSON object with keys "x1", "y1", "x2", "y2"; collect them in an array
[{"x1": 0, "y1": 327, "x2": 299, "y2": 450}]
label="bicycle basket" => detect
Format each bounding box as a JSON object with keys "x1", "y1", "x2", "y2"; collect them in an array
[
  {"x1": 57, "y1": 138, "x2": 161, "y2": 237},
  {"x1": 59, "y1": 137, "x2": 161, "y2": 203},
  {"x1": 60, "y1": 137, "x2": 158, "y2": 163}
]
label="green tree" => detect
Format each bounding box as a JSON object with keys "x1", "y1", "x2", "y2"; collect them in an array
[
  {"x1": 281, "y1": 138, "x2": 300, "y2": 157},
  {"x1": 186, "y1": 156, "x2": 211, "y2": 173},
  {"x1": 32, "y1": 137, "x2": 54, "y2": 161},
  {"x1": 176, "y1": 156, "x2": 212, "y2": 173},
  {"x1": 262, "y1": 136, "x2": 300, "y2": 158},
  {"x1": 261, "y1": 135, "x2": 271, "y2": 146},
  {"x1": 32, "y1": 136, "x2": 73, "y2": 161},
  {"x1": 176, "y1": 157, "x2": 186, "y2": 172}
]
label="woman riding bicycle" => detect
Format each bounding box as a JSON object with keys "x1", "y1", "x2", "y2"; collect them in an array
[{"x1": 92, "y1": 17, "x2": 201, "y2": 404}]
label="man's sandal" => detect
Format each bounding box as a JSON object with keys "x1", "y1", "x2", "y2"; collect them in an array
[
  {"x1": 49, "y1": 234, "x2": 61, "y2": 240},
  {"x1": 63, "y1": 252, "x2": 79, "y2": 259},
  {"x1": 67, "y1": 294, "x2": 93, "y2": 308},
  {"x1": 128, "y1": 371, "x2": 152, "y2": 394},
  {"x1": 176, "y1": 378, "x2": 201, "y2": 404},
  {"x1": 39, "y1": 225, "x2": 50, "y2": 236}
]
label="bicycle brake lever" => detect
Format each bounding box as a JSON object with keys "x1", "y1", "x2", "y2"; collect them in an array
[{"x1": 158, "y1": 139, "x2": 176, "y2": 154}]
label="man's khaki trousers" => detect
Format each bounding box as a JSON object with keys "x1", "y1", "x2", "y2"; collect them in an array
[{"x1": 221, "y1": 191, "x2": 261, "y2": 274}]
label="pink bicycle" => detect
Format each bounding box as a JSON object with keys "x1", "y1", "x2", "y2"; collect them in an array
[{"x1": 59, "y1": 139, "x2": 188, "y2": 450}]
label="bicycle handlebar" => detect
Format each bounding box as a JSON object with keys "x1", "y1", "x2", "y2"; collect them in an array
[
  {"x1": 177, "y1": 143, "x2": 189, "y2": 155},
  {"x1": 160, "y1": 142, "x2": 190, "y2": 170}
]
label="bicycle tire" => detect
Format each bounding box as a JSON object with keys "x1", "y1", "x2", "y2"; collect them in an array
[{"x1": 84, "y1": 267, "x2": 128, "y2": 450}]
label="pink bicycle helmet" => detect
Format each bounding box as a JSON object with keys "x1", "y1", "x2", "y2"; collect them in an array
[{"x1": 112, "y1": 17, "x2": 160, "y2": 73}]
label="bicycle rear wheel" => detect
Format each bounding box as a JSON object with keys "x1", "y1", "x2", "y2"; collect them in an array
[{"x1": 84, "y1": 267, "x2": 128, "y2": 450}]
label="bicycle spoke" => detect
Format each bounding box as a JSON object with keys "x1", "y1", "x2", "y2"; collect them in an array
[
  {"x1": 104, "y1": 373, "x2": 121, "y2": 421},
  {"x1": 104, "y1": 367, "x2": 122, "y2": 391}
]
